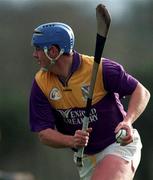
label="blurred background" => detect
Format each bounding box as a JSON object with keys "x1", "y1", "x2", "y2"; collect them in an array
[{"x1": 0, "y1": 0, "x2": 153, "y2": 179}]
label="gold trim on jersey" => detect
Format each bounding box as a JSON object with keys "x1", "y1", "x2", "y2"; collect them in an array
[{"x1": 35, "y1": 55, "x2": 107, "y2": 109}]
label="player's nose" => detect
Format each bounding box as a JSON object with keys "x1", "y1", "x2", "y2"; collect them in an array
[{"x1": 33, "y1": 50, "x2": 38, "y2": 58}]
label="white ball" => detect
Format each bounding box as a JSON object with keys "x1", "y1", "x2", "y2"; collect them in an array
[{"x1": 116, "y1": 129, "x2": 127, "y2": 143}]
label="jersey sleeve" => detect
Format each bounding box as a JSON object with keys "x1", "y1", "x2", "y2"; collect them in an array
[
  {"x1": 29, "y1": 79, "x2": 55, "y2": 132},
  {"x1": 102, "y1": 58, "x2": 138, "y2": 98}
]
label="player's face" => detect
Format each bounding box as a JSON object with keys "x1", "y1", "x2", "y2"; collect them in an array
[{"x1": 33, "y1": 47, "x2": 50, "y2": 68}]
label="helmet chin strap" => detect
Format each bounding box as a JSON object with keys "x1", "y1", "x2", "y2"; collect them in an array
[{"x1": 42, "y1": 47, "x2": 64, "y2": 71}]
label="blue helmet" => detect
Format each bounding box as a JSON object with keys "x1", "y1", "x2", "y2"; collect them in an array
[{"x1": 31, "y1": 22, "x2": 75, "y2": 54}]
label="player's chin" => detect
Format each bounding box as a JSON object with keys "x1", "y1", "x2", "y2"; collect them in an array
[{"x1": 36, "y1": 60, "x2": 41, "y2": 65}]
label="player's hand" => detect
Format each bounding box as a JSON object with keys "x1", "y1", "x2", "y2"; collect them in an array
[
  {"x1": 73, "y1": 128, "x2": 92, "y2": 148},
  {"x1": 115, "y1": 121, "x2": 133, "y2": 146},
  {"x1": 96, "y1": 4, "x2": 111, "y2": 37}
]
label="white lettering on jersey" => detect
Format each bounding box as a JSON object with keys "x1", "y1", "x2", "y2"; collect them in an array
[{"x1": 57, "y1": 108, "x2": 98, "y2": 125}]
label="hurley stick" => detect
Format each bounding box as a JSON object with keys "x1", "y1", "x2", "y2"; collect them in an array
[{"x1": 76, "y1": 4, "x2": 111, "y2": 167}]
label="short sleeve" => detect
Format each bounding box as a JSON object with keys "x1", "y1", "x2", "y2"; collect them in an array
[
  {"x1": 103, "y1": 58, "x2": 138, "y2": 97},
  {"x1": 29, "y1": 79, "x2": 55, "y2": 132}
]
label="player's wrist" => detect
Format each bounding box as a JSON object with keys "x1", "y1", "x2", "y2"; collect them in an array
[
  {"x1": 122, "y1": 115, "x2": 134, "y2": 125},
  {"x1": 66, "y1": 135, "x2": 76, "y2": 148}
]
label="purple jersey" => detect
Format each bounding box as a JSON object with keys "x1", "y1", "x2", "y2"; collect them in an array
[{"x1": 29, "y1": 52, "x2": 138, "y2": 154}]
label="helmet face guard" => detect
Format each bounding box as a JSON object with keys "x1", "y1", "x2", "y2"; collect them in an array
[{"x1": 31, "y1": 22, "x2": 75, "y2": 54}]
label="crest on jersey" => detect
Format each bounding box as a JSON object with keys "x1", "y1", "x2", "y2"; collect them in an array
[
  {"x1": 81, "y1": 84, "x2": 90, "y2": 101},
  {"x1": 50, "y1": 87, "x2": 62, "y2": 100}
]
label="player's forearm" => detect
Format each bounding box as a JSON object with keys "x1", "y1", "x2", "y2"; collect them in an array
[
  {"x1": 124, "y1": 82, "x2": 150, "y2": 124},
  {"x1": 38, "y1": 128, "x2": 74, "y2": 148}
]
